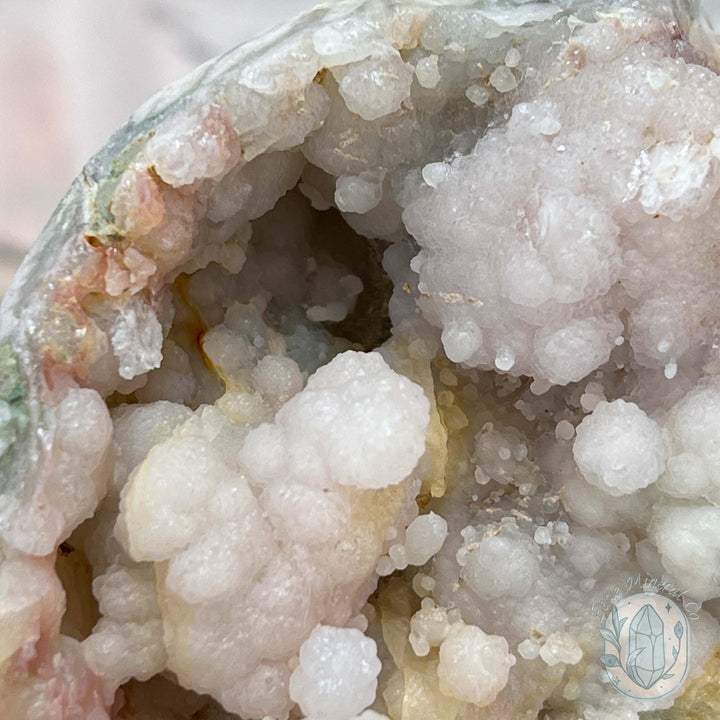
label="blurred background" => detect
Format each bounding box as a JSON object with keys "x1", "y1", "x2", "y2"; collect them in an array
[{"x1": 0, "y1": 0, "x2": 320, "y2": 295}]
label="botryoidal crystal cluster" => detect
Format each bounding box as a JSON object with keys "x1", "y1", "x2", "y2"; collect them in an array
[{"x1": 3, "y1": 0, "x2": 720, "y2": 718}]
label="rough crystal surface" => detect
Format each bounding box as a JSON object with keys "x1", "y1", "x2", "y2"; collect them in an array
[{"x1": 1, "y1": 1, "x2": 720, "y2": 719}]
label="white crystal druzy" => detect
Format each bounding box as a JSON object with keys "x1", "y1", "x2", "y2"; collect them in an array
[
  {"x1": 651, "y1": 503, "x2": 720, "y2": 601},
  {"x1": 437, "y1": 624, "x2": 516, "y2": 707},
  {"x1": 336, "y1": 51, "x2": 414, "y2": 121},
  {"x1": 404, "y1": 511, "x2": 448, "y2": 566},
  {"x1": 113, "y1": 347, "x2": 429, "y2": 718},
  {"x1": 289, "y1": 625, "x2": 381, "y2": 720},
  {"x1": 573, "y1": 400, "x2": 665, "y2": 496},
  {"x1": 3, "y1": 1, "x2": 720, "y2": 718},
  {"x1": 241, "y1": 350, "x2": 430, "y2": 490},
  {"x1": 463, "y1": 527, "x2": 540, "y2": 600}
]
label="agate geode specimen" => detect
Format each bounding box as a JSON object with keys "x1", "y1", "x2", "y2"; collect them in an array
[{"x1": 3, "y1": 1, "x2": 720, "y2": 718}]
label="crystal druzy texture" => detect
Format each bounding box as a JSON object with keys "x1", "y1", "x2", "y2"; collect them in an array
[{"x1": 2, "y1": 0, "x2": 720, "y2": 718}]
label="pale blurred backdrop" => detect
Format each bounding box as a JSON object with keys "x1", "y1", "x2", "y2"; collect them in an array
[{"x1": 0, "y1": 0, "x2": 322, "y2": 294}]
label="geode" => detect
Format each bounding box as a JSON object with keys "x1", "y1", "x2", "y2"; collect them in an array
[{"x1": 2, "y1": 0, "x2": 720, "y2": 718}]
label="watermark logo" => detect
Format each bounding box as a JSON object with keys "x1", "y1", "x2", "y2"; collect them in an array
[{"x1": 598, "y1": 591, "x2": 689, "y2": 699}]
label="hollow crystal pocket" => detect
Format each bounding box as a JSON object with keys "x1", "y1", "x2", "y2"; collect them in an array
[{"x1": 2, "y1": 1, "x2": 720, "y2": 719}]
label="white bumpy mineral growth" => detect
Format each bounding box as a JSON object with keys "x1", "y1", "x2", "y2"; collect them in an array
[{"x1": 4, "y1": 1, "x2": 720, "y2": 720}]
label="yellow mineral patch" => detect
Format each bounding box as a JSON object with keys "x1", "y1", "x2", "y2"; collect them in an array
[
  {"x1": 383, "y1": 339, "x2": 449, "y2": 499},
  {"x1": 645, "y1": 643, "x2": 720, "y2": 719},
  {"x1": 378, "y1": 576, "x2": 461, "y2": 720},
  {"x1": 424, "y1": 405, "x2": 449, "y2": 499}
]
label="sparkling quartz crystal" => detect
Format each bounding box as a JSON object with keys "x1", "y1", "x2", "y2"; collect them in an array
[{"x1": 2, "y1": 1, "x2": 720, "y2": 719}]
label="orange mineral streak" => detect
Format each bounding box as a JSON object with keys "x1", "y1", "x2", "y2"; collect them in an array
[
  {"x1": 126, "y1": 184, "x2": 198, "y2": 277},
  {"x1": 36, "y1": 240, "x2": 113, "y2": 394},
  {"x1": 33, "y1": 98, "x2": 246, "y2": 400},
  {"x1": 172, "y1": 273, "x2": 213, "y2": 371},
  {"x1": 39, "y1": 290, "x2": 101, "y2": 394},
  {"x1": 102, "y1": 245, "x2": 158, "y2": 298},
  {"x1": 109, "y1": 167, "x2": 165, "y2": 239}
]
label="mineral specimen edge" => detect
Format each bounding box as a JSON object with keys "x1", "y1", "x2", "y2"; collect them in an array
[{"x1": 2, "y1": 1, "x2": 720, "y2": 719}]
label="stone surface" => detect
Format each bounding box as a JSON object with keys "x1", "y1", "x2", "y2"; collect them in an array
[{"x1": 1, "y1": 1, "x2": 720, "y2": 719}]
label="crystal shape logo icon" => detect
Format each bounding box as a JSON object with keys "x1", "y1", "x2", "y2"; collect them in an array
[
  {"x1": 627, "y1": 604, "x2": 665, "y2": 688},
  {"x1": 598, "y1": 592, "x2": 689, "y2": 699}
]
